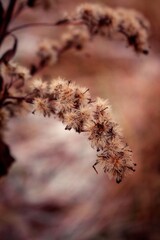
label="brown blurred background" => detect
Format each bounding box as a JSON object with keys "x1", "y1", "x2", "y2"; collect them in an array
[{"x1": 0, "y1": 0, "x2": 160, "y2": 239}]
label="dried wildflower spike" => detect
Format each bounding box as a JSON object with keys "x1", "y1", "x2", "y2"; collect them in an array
[
  {"x1": 74, "y1": 3, "x2": 150, "y2": 54},
  {"x1": 31, "y1": 4, "x2": 150, "y2": 74},
  {"x1": 28, "y1": 77, "x2": 136, "y2": 183}
]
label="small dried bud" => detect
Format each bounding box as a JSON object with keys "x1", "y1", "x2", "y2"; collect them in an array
[
  {"x1": 116, "y1": 8, "x2": 150, "y2": 54},
  {"x1": 32, "y1": 97, "x2": 51, "y2": 117},
  {"x1": 97, "y1": 144, "x2": 135, "y2": 183},
  {"x1": 64, "y1": 106, "x2": 91, "y2": 133},
  {"x1": 0, "y1": 109, "x2": 9, "y2": 130},
  {"x1": 31, "y1": 78, "x2": 48, "y2": 93},
  {"x1": 37, "y1": 39, "x2": 59, "y2": 65},
  {"x1": 2, "y1": 62, "x2": 30, "y2": 81}
]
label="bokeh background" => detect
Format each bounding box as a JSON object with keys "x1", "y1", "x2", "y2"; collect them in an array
[{"x1": 0, "y1": 0, "x2": 160, "y2": 239}]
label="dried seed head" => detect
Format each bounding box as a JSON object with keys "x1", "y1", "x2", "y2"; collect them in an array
[
  {"x1": 116, "y1": 8, "x2": 150, "y2": 54},
  {"x1": 74, "y1": 3, "x2": 150, "y2": 54},
  {"x1": 2, "y1": 62, "x2": 30, "y2": 80},
  {"x1": 0, "y1": 109, "x2": 9, "y2": 130},
  {"x1": 27, "y1": 77, "x2": 136, "y2": 183},
  {"x1": 73, "y1": 87, "x2": 90, "y2": 108},
  {"x1": 64, "y1": 106, "x2": 91, "y2": 133},
  {"x1": 62, "y1": 26, "x2": 90, "y2": 50},
  {"x1": 32, "y1": 97, "x2": 51, "y2": 117},
  {"x1": 49, "y1": 77, "x2": 69, "y2": 97},
  {"x1": 92, "y1": 97, "x2": 111, "y2": 120},
  {"x1": 97, "y1": 144, "x2": 135, "y2": 183},
  {"x1": 38, "y1": 39, "x2": 59, "y2": 65},
  {"x1": 31, "y1": 78, "x2": 48, "y2": 92}
]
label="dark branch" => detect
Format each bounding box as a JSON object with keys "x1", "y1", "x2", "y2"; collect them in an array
[{"x1": 0, "y1": 0, "x2": 17, "y2": 46}]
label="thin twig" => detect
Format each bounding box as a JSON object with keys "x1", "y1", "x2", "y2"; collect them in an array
[{"x1": 7, "y1": 19, "x2": 84, "y2": 35}]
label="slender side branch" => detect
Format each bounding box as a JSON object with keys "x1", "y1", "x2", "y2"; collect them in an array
[{"x1": 7, "y1": 19, "x2": 84, "y2": 35}]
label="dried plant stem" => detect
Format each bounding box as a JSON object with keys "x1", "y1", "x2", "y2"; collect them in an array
[
  {"x1": 0, "y1": 0, "x2": 17, "y2": 46},
  {"x1": 7, "y1": 19, "x2": 84, "y2": 35}
]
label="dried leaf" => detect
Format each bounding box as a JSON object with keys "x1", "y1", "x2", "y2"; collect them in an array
[
  {"x1": 0, "y1": 35, "x2": 18, "y2": 64},
  {"x1": 0, "y1": 139, "x2": 15, "y2": 178},
  {"x1": 55, "y1": 18, "x2": 69, "y2": 25},
  {"x1": 27, "y1": 0, "x2": 37, "y2": 8},
  {"x1": 0, "y1": 1, "x2": 4, "y2": 26},
  {"x1": 0, "y1": 74, "x2": 3, "y2": 92}
]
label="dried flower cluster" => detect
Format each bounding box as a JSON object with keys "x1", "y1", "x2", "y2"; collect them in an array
[
  {"x1": 74, "y1": 3, "x2": 150, "y2": 54},
  {"x1": 25, "y1": 77, "x2": 136, "y2": 183},
  {"x1": 0, "y1": 62, "x2": 30, "y2": 137},
  {"x1": 31, "y1": 26, "x2": 89, "y2": 74},
  {"x1": 32, "y1": 3, "x2": 150, "y2": 73}
]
